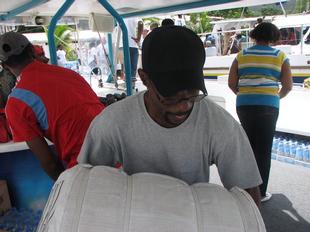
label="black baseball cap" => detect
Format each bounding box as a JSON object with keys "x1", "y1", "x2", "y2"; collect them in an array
[{"x1": 142, "y1": 26, "x2": 207, "y2": 97}]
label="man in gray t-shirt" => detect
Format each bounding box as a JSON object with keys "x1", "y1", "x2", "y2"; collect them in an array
[{"x1": 78, "y1": 26, "x2": 262, "y2": 206}]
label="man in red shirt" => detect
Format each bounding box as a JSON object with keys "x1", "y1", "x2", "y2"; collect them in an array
[
  {"x1": 0, "y1": 32, "x2": 104, "y2": 180},
  {"x1": 33, "y1": 45, "x2": 49, "y2": 64}
]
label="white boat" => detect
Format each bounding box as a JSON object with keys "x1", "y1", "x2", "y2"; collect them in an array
[{"x1": 204, "y1": 14, "x2": 310, "y2": 84}]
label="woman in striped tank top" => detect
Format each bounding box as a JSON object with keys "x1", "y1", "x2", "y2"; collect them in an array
[{"x1": 228, "y1": 22, "x2": 293, "y2": 202}]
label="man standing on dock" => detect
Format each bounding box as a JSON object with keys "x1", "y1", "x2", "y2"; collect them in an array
[{"x1": 0, "y1": 32, "x2": 104, "y2": 181}]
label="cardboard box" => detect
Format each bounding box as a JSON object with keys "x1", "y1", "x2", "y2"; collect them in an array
[{"x1": 0, "y1": 180, "x2": 11, "y2": 215}]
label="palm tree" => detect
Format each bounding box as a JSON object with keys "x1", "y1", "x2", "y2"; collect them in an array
[
  {"x1": 295, "y1": 0, "x2": 310, "y2": 13},
  {"x1": 54, "y1": 25, "x2": 73, "y2": 48},
  {"x1": 44, "y1": 25, "x2": 77, "y2": 61}
]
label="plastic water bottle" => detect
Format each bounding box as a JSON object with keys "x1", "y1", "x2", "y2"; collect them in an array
[
  {"x1": 289, "y1": 141, "x2": 297, "y2": 158},
  {"x1": 296, "y1": 144, "x2": 304, "y2": 161},
  {"x1": 277, "y1": 139, "x2": 285, "y2": 156},
  {"x1": 0, "y1": 207, "x2": 42, "y2": 232},
  {"x1": 303, "y1": 145, "x2": 310, "y2": 162},
  {"x1": 272, "y1": 137, "x2": 279, "y2": 154},
  {"x1": 284, "y1": 140, "x2": 291, "y2": 157}
]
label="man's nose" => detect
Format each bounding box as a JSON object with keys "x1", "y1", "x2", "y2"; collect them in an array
[{"x1": 176, "y1": 100, "x2": 193, "y2": 112}]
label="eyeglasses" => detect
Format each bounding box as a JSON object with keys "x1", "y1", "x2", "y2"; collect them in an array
[{"x1": 152, "y1": 85, "x2": 208, "y2": 106}]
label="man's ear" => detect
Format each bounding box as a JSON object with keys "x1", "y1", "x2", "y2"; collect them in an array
[{"x1": 138, "y1": 68, "x2": 150, "y2": 87}]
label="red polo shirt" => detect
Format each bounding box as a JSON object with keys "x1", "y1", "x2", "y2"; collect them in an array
[{"x1": 6, "y1": 61, "x2": 104, "y2": 168}]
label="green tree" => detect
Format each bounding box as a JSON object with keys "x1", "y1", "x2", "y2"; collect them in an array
[
  {"x1": 295, "y1": 0, "x2": 310, "y2": 13},
  {"x1": 142, "y1": 17, "x2": 160, "y2": 27},
  {"x1": 208, "y1": 7, "x2": 256, "y2": 19},
  {"x1": 43, "y1": 25, "x2": 77, "y2": 61},
  {"x1": 186, "y1": 12, "x2": 212, "y2": 34},
  {"x1": 186, "y1": 8, "x2": 255, "y2": 34},
  {"x1": 260, "y1": 7, "x2": 283, "y2": 16}
]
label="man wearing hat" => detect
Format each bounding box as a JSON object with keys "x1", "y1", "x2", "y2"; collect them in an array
[
  {"x1": 0, "y1": 31, "x2": 104, "y2": 180},
  {"x1": 33, "y1": 45, "x2": 49, "y2": 64},
  {"x1": 78, "y1": 26, "x2": 262, "y2": 206}
]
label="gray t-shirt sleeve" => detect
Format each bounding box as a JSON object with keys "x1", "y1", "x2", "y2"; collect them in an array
[
  {"x1": 211, "y1": 115, "x2": 262, "y2": 190},
  {"x1": 77, "y1": 112, "x2": 118, "y2": 166}
]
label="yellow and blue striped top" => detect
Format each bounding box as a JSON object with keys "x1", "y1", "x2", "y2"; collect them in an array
[{"x1": 236, "y1": 45, "x2": 289, "y2": 108}]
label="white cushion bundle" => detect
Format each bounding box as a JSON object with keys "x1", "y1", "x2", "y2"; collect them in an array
[{"x1": 37, "y1": 165, "x2": 265, "y2": 232}]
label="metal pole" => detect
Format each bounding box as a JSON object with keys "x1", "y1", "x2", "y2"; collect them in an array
[
  {"x1": 279, "y1": 1, "x2": 287, "y2": 17},
  {"x1": 48, "y1": 0, "x2": 75, "y2": 65},
  {"x1": 301, "y1": 25, "x2": 304, "y2": 55},
  {"x1": 0, "y1": 0, "x2": 48, "y2": 21},
  {"x1": 106, "y1": 33, "x2": 115, "y2": 83}
]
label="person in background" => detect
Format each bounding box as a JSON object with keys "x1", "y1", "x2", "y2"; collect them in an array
[
  {"x1": 295, "y1": 27, "x2": 301, "y2": 44},
  {"x1": 204, "y1": 34, "x2": 216, "y2": 47},
  {"x1": 0, "y1": 32, "x2": 105, "y2": 181},
  {"x1": 226, "y1": 27, "x2": 241, "y2": 55},
  {"x1": 222, "y1": 30, "x2": 231, "y2": 55},
  {"x1": 228, "y1": 22, "x2": 293, "y2": 202},
  {"x1": 216, "y1": 29, "x2": 224, "y2": 55},
  {"x1": 118, "y1": 17, "x2": 144, "y2": 89},
  {"x1": 149, "y1": 22, "x2": 159, "y2": 31},
  {"x1": 96, "y1": 38, "x2": 109, "y2": 76},
  {"x1": 78, "y1": 26, "x2": 262, "y2": 207},
  {"x1": 175, "y1": 14, "x2": 186, "y2": 26},
  {"x1": 287, "y1": 28, "x2": 297, "y2": 45},
  {"x1": 161, "y1": 18, "x2": 175, "y2": 27},
  {"x1": 0, "y1": 68, "x2": 16, "y2": 142},
  {"x1": 204, "y1": 40, "x2": 217, "y2": 57},
  {"x1": 88, "y1": 41, "x2": 98, "y2": 70},
  {"x1": 142, "y1": 28, "x2": 149, "y2": 40},
  {"x1": 56, "y1": 44, "x2": 67, "y2": 67},
  {"x1": 88, "y1": 41, "x2": 103, "y2": 87},
  {"x1": 142, "y1": 22, "x2": 159, "y2": 40},
  {"x1": 279, "y1": 28, "x2": 289, "y2": 45},
  {"x1": 33, "y1": 45, "x2": 49, "y2": 64},
  {"x1": 254, "y1": 17, "x2": 264, "y2": 28}
]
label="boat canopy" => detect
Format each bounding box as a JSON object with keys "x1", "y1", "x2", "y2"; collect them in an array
[{"x1": 0, "y1": 0, "x2": 286, "y2": 19}]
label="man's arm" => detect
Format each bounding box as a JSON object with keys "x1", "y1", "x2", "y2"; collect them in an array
[
  {"x1": 213, "y1": 116, "x2": 262, "y2": 208},
  {"x1": 27, "y1": 136, "x2": 64, "y2": 181},
  {"x1": 132, "y1": 20, "x2": 144, "y2": 44},
  {"x1": 245, "y1": 186, "x2": 261, "y2": 208}
]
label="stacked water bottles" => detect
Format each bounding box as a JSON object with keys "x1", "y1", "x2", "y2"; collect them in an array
[
  {"x1": 272, "y1": 136, "x2": 310, "y2": 168},
  {"x1": 0, "y1": 208, "x2": 42, "y2": 232}
]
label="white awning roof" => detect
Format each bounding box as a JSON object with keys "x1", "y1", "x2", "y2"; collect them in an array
[
  {"x1": 272, "y1": 14, "x2": 310, "y2": 28},
  {"x1": 0, "y1": 0, "x2": 285, "y2": 19}
]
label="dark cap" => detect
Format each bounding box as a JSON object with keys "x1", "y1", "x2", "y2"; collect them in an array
[
  {"x1": 142, "y1": 26, "x2": 206, "y2": 97},
  {"x1": 0, "y1": 32, "x2": 30, "y2": 62}
]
